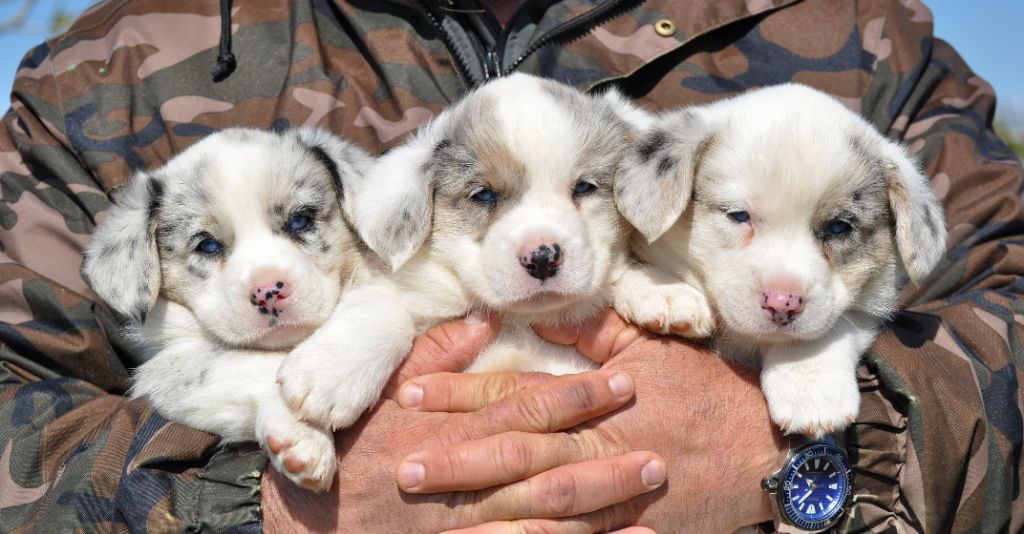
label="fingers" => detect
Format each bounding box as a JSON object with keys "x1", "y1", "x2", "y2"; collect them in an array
[
  {"x1": 399, "y1": 431, "x2": 601, "y2": 493},
  {"x1": 399, "y1": 371, "x2": 557, "y2": 412},
  {"x1": 385, "y1": 311, "x2": 501, "y2": 397},
  {"x1": 459, "y1": 452, "x2": 665, "y2": 522},
  {"x1": 440, "y1": 370, "x2": 635, "y2": 444},
  {"x1": 532, "y1": 310, "x2": 645, "y2": 364},
  {"x1": 442, "y1": 519, "x2": 655, "y2": 534}
]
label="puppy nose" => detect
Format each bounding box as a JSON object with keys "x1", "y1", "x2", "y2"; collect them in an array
[
  {"x1": 761, "y1": 290, "x2": 804, "y2": 326},
  {"x1": 250, "y1": 280, "x2": 291, "y2": 318},
  {"x1": 519, "y1": 243, "x2": 562, "y2": 282}
]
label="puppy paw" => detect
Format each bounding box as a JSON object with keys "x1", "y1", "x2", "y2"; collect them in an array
[
  {"x1": 277, "y1": 342, "x2": 380, "y2": 430},
  {"x1": 259, "y1": 421, "x2": 337, "y2": 492},
  {"x1": 762, "y1": 377, "x2": 860, "y2": 439},
  {"x1": 615, "y1": 281, "x2": 715, "y2": 338}
]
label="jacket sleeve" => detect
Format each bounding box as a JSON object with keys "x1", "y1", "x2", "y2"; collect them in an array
[
  {"x1": 0, "y1": 42, "x2": 263, "y2": 534},
  {"x1": 843, "y1": 2, "x2": 1024, "y2": 532}
]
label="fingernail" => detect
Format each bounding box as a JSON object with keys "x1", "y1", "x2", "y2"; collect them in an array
[
  {"x1": 398, "y1": 460, "x2": 425, "y2": 490},
  {"x1": 464, "y1": 309, "x2": 488, "y2": 327},
  {"x1": 640, "y1": 458, "x2": 666, "y2": 487},
  {"x1": 399, "y1": 383, "x2": 423, "y2": 408},
  {"x1": 608, "y1": 372, "x2": 634, "y2": 398}
]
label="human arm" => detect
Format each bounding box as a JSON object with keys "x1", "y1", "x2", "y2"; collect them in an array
[{"x1": 0, "y1": 43, "x2": 265, "y2": 531}]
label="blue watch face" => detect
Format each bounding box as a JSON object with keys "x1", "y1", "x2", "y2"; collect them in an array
[{"x1": 780, "y1": 444, "x2": 852, "y2": 530}]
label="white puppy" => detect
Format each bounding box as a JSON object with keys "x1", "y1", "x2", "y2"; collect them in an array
[
  {"x1": 81, "y1": 127, "x2": 375, "y2": 490},
  {"x1": 276, "y1": 73, "x2": 710, "y2": 430},
  {"x1": 614, "y1": 84, "x2": 947, "y2": 437}
]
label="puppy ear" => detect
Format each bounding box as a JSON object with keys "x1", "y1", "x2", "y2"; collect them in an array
[
  {"x1": 81, "y1": 172, "x2": 163, "y2": 323},
  {"x1": 293, "y1": 127, "x2": 374, "y2": 217},
  {"x1": 615, "y1": 109, "x2": 713, "y2": 242},
  {"x1": 353, "y1": 135, "x2": 436, "y2": 271},
  {"x1": 600, "y1": 88, "x2": 656, "y2": 131},
  {"x1": 881, "y1": 143, "x2": 948, "y2": 284}
]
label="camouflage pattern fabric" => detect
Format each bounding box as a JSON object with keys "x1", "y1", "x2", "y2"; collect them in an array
[{"x1": 0, "y1": 0, "x2": 1021, "y2": 531}]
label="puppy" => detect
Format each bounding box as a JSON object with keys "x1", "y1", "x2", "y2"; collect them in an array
[
  {"x1": 82, "y1": 127, "x2": 375, "y2": 490},
  {"x1": 276, "y1": 73, "x2": 710, "y2": 430},
  {"x1": 615, "y1": 84, "x2": 947, "y2": 437}
]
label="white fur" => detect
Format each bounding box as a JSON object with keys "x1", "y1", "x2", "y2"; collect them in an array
[
  {"x1": 618, "y1": 85, "x2": 947, "y2": 437},
  {"x1": 82, "y1": 127, "x2": 375, "y2": 490},
  {"x1": 276, "y1": 74, "x2": 702, "y2": 430}
]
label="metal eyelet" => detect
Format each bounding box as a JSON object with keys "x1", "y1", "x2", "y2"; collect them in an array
[{"x1": 654, "y1": 19, "x2": 677, "y2": 37}]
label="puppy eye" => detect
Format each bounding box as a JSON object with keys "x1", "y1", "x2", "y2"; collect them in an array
[
  {"x1": 196, "y1": 236, "x2": 224, "y2": 255},
  {"x1": 470, "y1": 186, "x2": 498, "y2": 203},
  {"x1": 572, "y1": 180, "x2": 598, "y2": 198},
  {"x1": 286, "y1": 213, "x2": 312, "y2": 234},
  {"x1": 726, "y1": 211, "x2": 750, "y2": 223},
  {"x1": 826, "y1": 219, "x2": 852, "y2": 236}
]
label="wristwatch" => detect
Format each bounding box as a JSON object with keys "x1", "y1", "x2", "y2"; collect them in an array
[{"x1": 761, "y1": 435, "x2": 852, "y2": 533}]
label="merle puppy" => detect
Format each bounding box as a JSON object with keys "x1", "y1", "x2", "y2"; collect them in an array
[
  {"x1": 616, "y1": 84, "x2": 947, "y2": 437},
  {"x1": 82, "y1": 127, "x2": 375, "y2": 491},
  {"x1": 275, "y1": 74, "x2": 711, "y2": 432}
]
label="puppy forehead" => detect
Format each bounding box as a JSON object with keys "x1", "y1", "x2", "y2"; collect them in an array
[
  {"x1": 157, "y1": 131, "x2": 326, "y2": 230},
  {"x1": 449, "y1": 77, "x2": 619, "y2": 185},
  {"x1": 703, "y1": 112, "x2": 883, "y2": 217}
]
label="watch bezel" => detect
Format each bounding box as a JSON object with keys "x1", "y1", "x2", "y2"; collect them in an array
[{"x1": 773, "y1": 441, "x2": 852, "y2": 532}]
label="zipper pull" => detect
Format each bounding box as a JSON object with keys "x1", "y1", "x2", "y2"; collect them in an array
[{"x1": 483, "y1": 50, "x2": 501, "y2": 79}]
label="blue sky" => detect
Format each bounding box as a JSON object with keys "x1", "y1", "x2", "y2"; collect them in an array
[{"x1": 1, "y1": 0, "x2": 1022, "y2": 125}]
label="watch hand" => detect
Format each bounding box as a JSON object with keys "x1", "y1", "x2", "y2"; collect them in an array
[{"x1": 798, "y1": 489, "x2": 813, "y2": 505}]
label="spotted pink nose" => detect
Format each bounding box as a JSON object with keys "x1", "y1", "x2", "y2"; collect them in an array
[
  {"x1": 518, "y1": 242, "x2": 562, "y2": 282},
  {"x1": 250, "y1": 280, "x2": 291, "y2": 319},
  {"x1": 761, "y1": 290, "x2": 804, "y2": 326}
]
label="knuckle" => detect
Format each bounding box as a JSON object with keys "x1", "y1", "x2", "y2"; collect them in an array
[
  {"x1": 607, "y1": 461, "x2": 632, "y2": 500},
  {"x1": 434, "y1": 448, "x2": 466, "y2": 482},
  {"x1": 420, "y1": 327, "x2": 454, "y2": 362},
  {"x1": 540, "y1": 471, "x2": 578, "y2": 517},
  {"x1": 517, "y1": 391, "x2": 559, "y2": 432},
  {"x1": 482, "y1": 373, "x2": 519, "y2": 403},
  {"x1": 565, "y1": 379, "x2": 600, "y2": 413},
  {"x1": 496, "y1": 434, "x2": 533, "y2": 480},
  {"x1": 519, "y1": 522, "x2": 557, "y2": 534}
]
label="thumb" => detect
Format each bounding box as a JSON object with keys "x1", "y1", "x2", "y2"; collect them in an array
[
  {"x1": 533, "y1": 308, "x2": 646, "y2": 364},
  {"x1": 386, "y1": 311, "x2": 501, "y2": 395}
]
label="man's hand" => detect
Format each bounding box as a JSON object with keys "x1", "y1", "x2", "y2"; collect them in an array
[
  {"x1": 397, "y1": 310, "x2": 787, "y2": 531},
  {"x1": 261, "y1": 314, "x2": 664, "y2": 533}
]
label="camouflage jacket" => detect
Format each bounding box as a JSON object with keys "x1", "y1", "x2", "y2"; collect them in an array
[{"x1": 0, "y1": 0, "x2": 1021, "y2": 532}]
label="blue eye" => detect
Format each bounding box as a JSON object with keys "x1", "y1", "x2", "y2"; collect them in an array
[
  {"x1": 197, "y1": 237, "x2": 223, "y2": 254},
  {"x1": 286, "y1": 213, "x2": 312, "y2": 233},
  {"x1": 827, "y1": 219, "x2": 852, "y2": 236},
  {"x1": 572, "y1": 180, "x2": 598, "y2": 197},
  {"x1": 727, "y1": 211, "x2": 750, "y2": 223},
  {"x1": 470, "y1": 187, "x2": 497, "y2": 203}
]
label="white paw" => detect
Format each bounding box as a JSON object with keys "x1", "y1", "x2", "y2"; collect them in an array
[
  {"x1": 257, "y1": 418, "x2": 337, "y2": 492},
  {"x1": 616, "y1": 281, "x2": 715, "y2": 338},
  {"x1": 277, "y1": 341, "x2": 380, "y2": 430},
  {"x1": 761, "y1": 373, "x2": 860, "y2": 439}
]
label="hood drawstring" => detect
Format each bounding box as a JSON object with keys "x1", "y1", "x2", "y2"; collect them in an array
[{"x1": 211, "y1": 0, "x2": 236, "y2": 82}]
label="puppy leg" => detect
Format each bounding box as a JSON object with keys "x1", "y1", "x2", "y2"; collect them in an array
[
  {"x1": 759, "y1": 313, "x2": 877, "y2": 438},
  {"x1": 277, "y1": 283, "x2": 418, "y2": 430},
  {"x1": 611, "y1": 262, "x2": 715, "y2": 338},
  {"x1": 135, "y1": 301, "x2": 337, "y2": 490},
  {"x1": 255, "y1": 394, "x2": 337, "y2": 492}
]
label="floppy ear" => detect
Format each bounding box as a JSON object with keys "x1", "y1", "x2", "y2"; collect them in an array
[
  {"x1": 293, "y1": 127, "x2": 375, "y2": 219},
  {"x1": 81, "y1": 172, "x2": 163, "y2": 323},
  {"x1": 614, "y1": 108, "x2": 713, "y2": 242},
  {"x1": 352, "y1": 133, "x2": 436, "y2": 271},
  {"x1": 880, "y1": 142, "x2": 948, "y2": 284}
]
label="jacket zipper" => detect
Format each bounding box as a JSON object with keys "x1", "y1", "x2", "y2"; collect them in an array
[
  {"x1": 496, "y1": 0, "x2": 635, "y2": 75},
  {"x1": 419, "y1": 0, "x2": 636, "y2": 84},
  {"x1": 416, "y1": 0, "x2": 476, "y2": 85}
]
